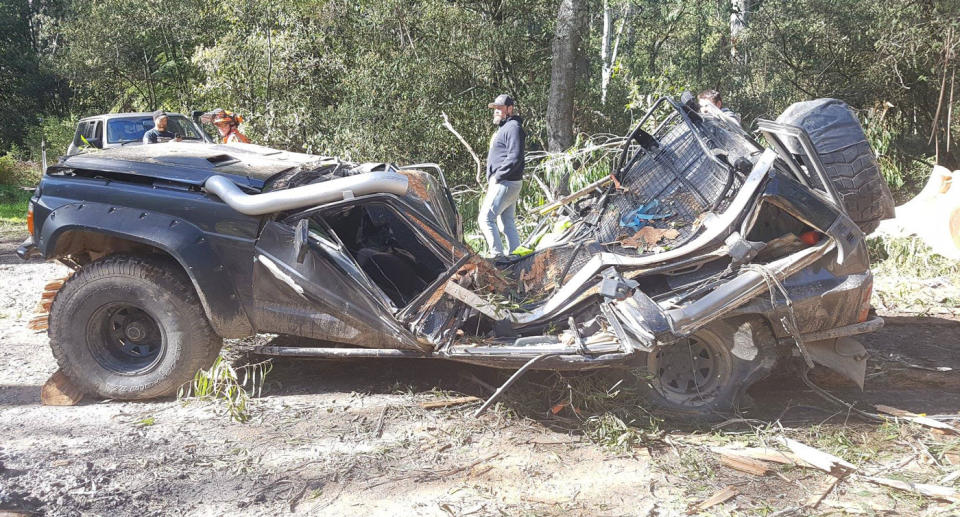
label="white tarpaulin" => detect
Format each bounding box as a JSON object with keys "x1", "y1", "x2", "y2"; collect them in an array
[{"x1": 873, "y1": 165, "x2": 960, "y2": 260}]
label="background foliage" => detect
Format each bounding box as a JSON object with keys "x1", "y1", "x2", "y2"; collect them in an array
[{"x1": 1, "y1": 0, "x2": 958, "y2": 200}]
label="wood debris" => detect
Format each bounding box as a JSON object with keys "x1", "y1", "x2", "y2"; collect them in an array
[
  {"x1": 778, "y1": 437, "x2": 856, "y2": 477},
  {"x1": 804, "y1": 476, "x2": 841, "y2": 508},
  {"x1": 689, "y1": 485, "x2": 737, "y2": 513},
  {"x1": 29, "y1": 272, "x2": 74, "y2": 332},
  {"x1": 620, "y1": 226, "x2": 680, "y2": 249},
  {"x1": 419, "y1": 396, "x2": 482, "y2": 409},
  {"x1": 719, "y1": 451, "x2": 770, "y2": 476},
  {"x1": 875, "y1": 404, "x2": 960, "y2": 435},
  {"x1": 41, "y1": 370, "x2": 84, "y2": 406},
  {"x1": 710, "y1": 447, "x2": 800, "y2": 466},
  {"x1": 862, "y1": 475, "x2": 959, "y2": 503}
]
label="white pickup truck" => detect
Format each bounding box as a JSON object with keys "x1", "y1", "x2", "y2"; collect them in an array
[{"x1": 66, "y1": 112, "x2": 212, "y2": 156}]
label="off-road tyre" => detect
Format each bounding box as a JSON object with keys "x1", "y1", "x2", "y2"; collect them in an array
[
  {"x1": 637, "y1": 317, "x2": 777, "y2": 421},
  {"x1": 48, "y1": 254, "x2": 223, "y2": 400},
  {"x1": 777, "y1": 98, "x2": 895, "y2": 234},
  {"x1": 818, "y1": 139, "x2": 894, "y2": 234}
]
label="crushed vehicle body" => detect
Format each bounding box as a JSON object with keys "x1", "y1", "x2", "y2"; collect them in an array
[{"x1": 20, "y1": 95, "x2": 893, "y2": 415}]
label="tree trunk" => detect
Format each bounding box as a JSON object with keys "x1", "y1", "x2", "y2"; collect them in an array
[
  {"x1": 600, "y1": 0, "x2": 626, "y2": 106},
  {"x1": 547, "y1": 0, "x2": 583, "y2": 154},
  {"x1": 547, "y1": 0, "x2": 585, "y2": 195},
  {"x1": 730, "y1": 0, "x2": 749, "y2": 63}
]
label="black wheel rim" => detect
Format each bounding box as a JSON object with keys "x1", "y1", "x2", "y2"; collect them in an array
[
  {"x1": 86, "y1": 303, "x2": 165, "y2": 375},
  {"x1": 651, "y1": 337, "x2": 722, "y2": 403}
]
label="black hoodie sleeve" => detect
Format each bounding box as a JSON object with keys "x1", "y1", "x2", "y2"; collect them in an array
[{"x1": 490, "y1": 120, "x2": 525, "y2": 182}]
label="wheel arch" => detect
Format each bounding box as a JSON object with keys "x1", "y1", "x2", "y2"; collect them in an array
[{"x1": 38, "y1": 202, "x2": 255, "y2": 338}]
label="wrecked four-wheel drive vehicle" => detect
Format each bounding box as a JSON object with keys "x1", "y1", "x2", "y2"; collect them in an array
[{"x1": 19, "y1": 96, "x2": 893, "y2": 417}]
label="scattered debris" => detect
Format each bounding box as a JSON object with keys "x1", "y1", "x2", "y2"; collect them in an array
[
  {"x1": 620, "y1": 226, "x2": 680, "y2": 249},
  {"x1": 862, "y1": 476, "x2": 959, "y2": 503},
  {"x1": 804, "y1": 476, "x2": 841, "y2": 508},
  {"x1": 778, "y1": 437, "x2": 856, "y2": 477},
  {"x1": 710, "y1": 447, "x2": 800, "y2": 466},
  {"x1": 875, "y1": 404, "x2": 960, "y2": 435},
  {"x1": 419, "y1": 396, "x2": 482, "y2": 409},
  {"x1": 690, "y1": 485, "x2": 738, "y2": 513},
  {"x1": 719, "y1": 451, "x2": 771, "y2": 476}
]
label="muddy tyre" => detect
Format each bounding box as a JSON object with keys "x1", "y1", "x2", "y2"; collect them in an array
[
  {"x1": 777, "y1": 98, "x2": 895, "y2": 234},
  {"x1": 48, "y1": 255, "x2": 222, "y2": 400},
  {"x1": 639, "y1": 317, "x2": 777, "y2": 420}
]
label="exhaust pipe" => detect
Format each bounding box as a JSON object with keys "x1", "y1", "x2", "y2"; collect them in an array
[{"x1": 204, "y1": 171, "x2": 409, "y2": 215}]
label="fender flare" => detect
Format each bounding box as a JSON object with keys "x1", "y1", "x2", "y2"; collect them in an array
[{"x1": 37, "y1": 201, "x2": 255, "y2": 338}]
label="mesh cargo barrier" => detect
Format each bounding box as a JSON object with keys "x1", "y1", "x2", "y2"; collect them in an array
[
  {"x1": 596, "y1": 113, "x2": 738, "y2": 245},
  {"x1": 504, "y1": 108, "x2": 759, "y2": 302}
]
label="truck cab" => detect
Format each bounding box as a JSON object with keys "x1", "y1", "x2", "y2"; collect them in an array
[{"x1": 66, "y1": 112, "x2": 211, "y2": 156}]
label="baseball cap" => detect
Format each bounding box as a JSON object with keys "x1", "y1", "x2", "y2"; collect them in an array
[{"x1": 488, "y1": 94, "x2": 515, "y2": 108}]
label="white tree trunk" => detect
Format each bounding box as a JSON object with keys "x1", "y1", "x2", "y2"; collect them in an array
[
  {"x1": 730, "y1": 0, "x2": 749, "y2": 62},
  {"x1": 600, "y1": 0, "x2": 625, "y2": 106}
]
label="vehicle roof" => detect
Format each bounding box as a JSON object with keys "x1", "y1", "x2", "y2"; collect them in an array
[
  {"x1": 78, "y1": 112, "x2": 190, "y2": 121},
  {"x1": 56, "y1": 142, "x2": 338, "y2": 189}
]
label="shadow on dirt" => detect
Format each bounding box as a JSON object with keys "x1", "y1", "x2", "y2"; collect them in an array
[{"x1": 244, "y1": 313, "x2": 960, "y2": 432}]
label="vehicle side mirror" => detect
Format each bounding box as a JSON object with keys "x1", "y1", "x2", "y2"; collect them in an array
[
  {"x1": 294, "y1": 219, "x2": 309, "y2": 264},
  {"x1": 86, "y1": 138, "x2": 103, "y2": 148}
]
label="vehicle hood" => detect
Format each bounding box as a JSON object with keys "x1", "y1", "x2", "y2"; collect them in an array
[{"x1": 57, "y1": 142, "x2": 335, "y2": 189}]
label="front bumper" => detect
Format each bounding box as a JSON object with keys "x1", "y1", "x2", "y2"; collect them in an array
[{"x1": 17, "y1": 236, "x2": 42, "y2": 260}]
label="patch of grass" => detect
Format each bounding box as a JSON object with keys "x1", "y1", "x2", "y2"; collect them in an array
[
  {"x1": 178, "y1": 354, "x2": 273, "y2": 423},
  {"x1": 869, "y1": 236, "x2": 960, "y2": 281},
  {"x1": 0, "y1": 185, "x2": 32, "y2": 224},
  {"x1": 868, "y1": 235, "x2": 960, "y2": 313},
  {"x1": 135, "y1": 416, "x2": 156, "y2": 427}
]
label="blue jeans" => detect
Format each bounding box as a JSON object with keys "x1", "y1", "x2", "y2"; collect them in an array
[{"x1": 478, "y1": 179, "x2": 523, "y2": 256}]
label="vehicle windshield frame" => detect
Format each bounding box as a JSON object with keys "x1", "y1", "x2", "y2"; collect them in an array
[{"x1": 106, "y1": 115, "x2": 204, "y2": 144}]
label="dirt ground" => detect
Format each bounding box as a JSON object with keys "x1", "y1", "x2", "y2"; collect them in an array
[{"x1": 1, "y1": 227, "x2": 959, "y2": 516}]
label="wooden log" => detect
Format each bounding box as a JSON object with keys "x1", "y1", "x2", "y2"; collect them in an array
[{"x1": 41, "y1": 370, "x2": 85, "y2": 406}]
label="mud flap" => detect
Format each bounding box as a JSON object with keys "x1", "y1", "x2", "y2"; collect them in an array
[{"x1": 804, "y1": 337, "x2": 868, "y2": 390}]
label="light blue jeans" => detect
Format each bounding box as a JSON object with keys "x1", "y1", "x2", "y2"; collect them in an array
[{"x1": 478, "y1": 179, "x2": 523, "y2": 256}]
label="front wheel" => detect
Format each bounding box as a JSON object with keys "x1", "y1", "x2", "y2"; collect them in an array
[
  {"x1": 48, "y1": 255, "x2": 223, "y2": 400},
  {"x1": 638, "y1": 317, "x2": 777, "y2": 419}
]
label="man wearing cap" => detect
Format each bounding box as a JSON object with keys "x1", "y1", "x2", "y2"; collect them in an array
[
  {"x1": 478, "y1": 94, "x2": 526, "y2": 257},
  {"x1": 142, "y1": 111, "x2": 182, "y2": 144}
]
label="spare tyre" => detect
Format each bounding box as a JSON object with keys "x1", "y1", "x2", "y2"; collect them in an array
[{"x1": 776, "y1": 99, "x2": 895, "y2": 234}]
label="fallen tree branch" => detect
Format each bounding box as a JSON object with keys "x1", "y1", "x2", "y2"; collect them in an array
[
  {"x1": 441, "y1": 112, "x2": 484, "y2": 186},
  {"x1": 419, "y1": 396, "x2": 482, "y2": 409},
  {"x1": 862, "y1": 475, "x2": 959, "y2": 503}
]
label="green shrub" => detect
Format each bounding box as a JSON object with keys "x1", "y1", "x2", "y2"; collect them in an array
[
  {"x1": 22, "y1": 116, "x2": 77, "y2": 162},
  {"x1": 0, "y1": 153, "x2": 40, "y2": 187}
]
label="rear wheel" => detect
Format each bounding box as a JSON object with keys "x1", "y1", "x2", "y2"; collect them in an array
[
  {"x1": 639, "y1": 317, "x2": 777, "y2": 419},
  {"x1": 49, "y1": 255, "x2": 223, "y2": 400}
]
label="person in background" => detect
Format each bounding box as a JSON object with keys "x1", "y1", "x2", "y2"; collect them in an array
[
  {"x1": 478, "y1": 94, "x2": 526, "y2": 258},
  {"x1": 211, "y1": 109, "x2": 250, "y2": 144},
  {"x1": 697, "y1": 89, "x2": 741, "y2": 124},
  {"x1": 142, "y1": 111, "x2": 182, "y2": 144}
]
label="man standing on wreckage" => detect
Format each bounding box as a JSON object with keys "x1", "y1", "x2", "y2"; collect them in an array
[{"x1": 478, "y1": 94, "x2": 526, "y2": 259}]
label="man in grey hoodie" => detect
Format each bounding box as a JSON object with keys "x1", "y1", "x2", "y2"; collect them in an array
[{"x1": 478, "y1": 94, "x2": 526, "y2": 257}]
